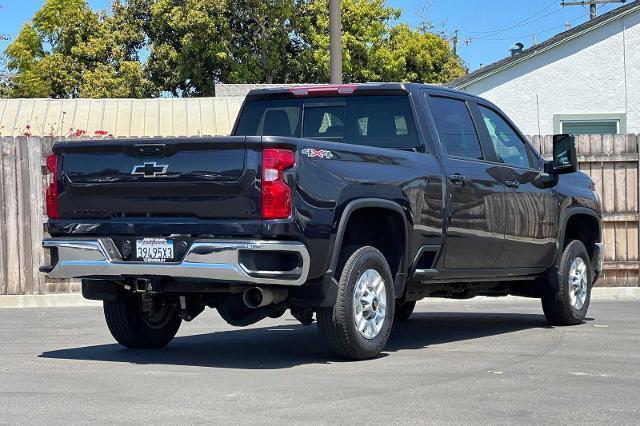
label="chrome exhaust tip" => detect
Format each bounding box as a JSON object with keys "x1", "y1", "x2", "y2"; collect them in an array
[{"x1": 242, "y1": 287, "x2": 287, "y2": 309}]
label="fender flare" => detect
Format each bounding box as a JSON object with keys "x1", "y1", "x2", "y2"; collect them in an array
[
  {"x1": 556, "y1": 206, "x2": 602, "y2": 262},
  {"x1": 327, "y1": 198, "x2": 410, "y2": 296}
]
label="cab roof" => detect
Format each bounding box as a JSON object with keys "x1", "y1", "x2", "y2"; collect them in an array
[{"x1": 244, "y1": 82, "x2": 473, "y2": 100}]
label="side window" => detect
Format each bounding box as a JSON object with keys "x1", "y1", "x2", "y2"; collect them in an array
[
  {"x1": 478, "y1": 105, "x2": 532, "y2": 169},
  {"x1": 429, "y1": 96, "x2": 483, "y2": 160}
]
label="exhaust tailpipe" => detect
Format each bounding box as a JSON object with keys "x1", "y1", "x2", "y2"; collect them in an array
[{"x1": 243, "y1": 287, "x2": 288, "y2": 309}]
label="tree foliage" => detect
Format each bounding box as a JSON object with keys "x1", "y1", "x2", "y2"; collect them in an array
[
  {"x1": 5, "y1": 0, "x2": 154, "y2": 98},
  {"x1": 4, "y1": 0, "x2": 465, "y2": 98}
]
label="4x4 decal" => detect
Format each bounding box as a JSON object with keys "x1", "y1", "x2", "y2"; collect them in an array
[{"x1": 301, "y1": 148, "x2": 334, "y2": 159}]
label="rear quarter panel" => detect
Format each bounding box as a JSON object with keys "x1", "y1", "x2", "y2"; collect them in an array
[{"x1": 262, "y1": 136, "x2": 445, "y2": 281}]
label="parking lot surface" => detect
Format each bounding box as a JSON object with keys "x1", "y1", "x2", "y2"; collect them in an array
[{"x1": 1, "y1": 298, "x2": 639, "y2": 424}]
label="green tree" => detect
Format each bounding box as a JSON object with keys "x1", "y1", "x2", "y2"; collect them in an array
[
  {"x1": 295, "y1": 0, "x2": 464, "y2": 83},
  {"x1": 227, "y1": 0, "x2": 303, "y2": 84},
  {"x1": 140, "y1": 0, "x2": 302, "y2": 95},
  {"x1": 0, "y1": 73, "x2": 10, "y2": 98},
  {"x1": 139, "y1": 0, "x2": 464, "y2": 93},
  {"x1": 5, "y1": 0, "x2": 465, "y2": 98},
  {"x1": 294, "y1": 0, "x2": 400, "y2": 82},
  {"x1": 379, "y1": 24, "x2": 465, "y2": 83},
  {"x1": 5, "y1": 0, "x2": 154, "y2": 98},
  {"x1": 141, "y1": 0, "x2": 235, "y2": 96}
]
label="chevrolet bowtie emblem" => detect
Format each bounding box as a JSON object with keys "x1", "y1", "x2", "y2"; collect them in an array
[{"x1": 131, "y1": 162, "x2": 169, "y2": 177}]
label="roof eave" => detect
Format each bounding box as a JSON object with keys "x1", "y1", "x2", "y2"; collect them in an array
[{"x1": 452, "y1": 3, "x2": 640, "y2": 89}]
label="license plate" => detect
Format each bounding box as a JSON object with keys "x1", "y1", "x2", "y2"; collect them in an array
[{"x1": 136, "y1": 238, "x2": 174, "y2": 262}]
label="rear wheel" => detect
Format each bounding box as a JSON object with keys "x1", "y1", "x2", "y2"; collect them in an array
[
  {"x1": 103, "y1": 291, "x2": 182, "y2": 349},
  {"x1": 317, "y1": 246, "x2": 395, "y2": 360},
  {"x1": 541, "y1": 240, "x2": 592, "y2": 326}
]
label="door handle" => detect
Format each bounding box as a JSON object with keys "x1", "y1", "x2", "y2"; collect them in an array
[
  {"x1": 449, "y1": 174, "x2": 466, "y2": 185},
  {"x1": 505, "y1": 180, "x2": 520, "y2": 188}
]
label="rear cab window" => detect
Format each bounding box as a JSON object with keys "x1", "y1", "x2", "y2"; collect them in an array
[{"x1": 235, "y1": 95, "x2": 420, "y2": 150}]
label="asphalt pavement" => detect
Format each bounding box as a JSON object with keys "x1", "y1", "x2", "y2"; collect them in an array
[{"x1": 1, "y1": 298, "x2": 638, "y2": 424}]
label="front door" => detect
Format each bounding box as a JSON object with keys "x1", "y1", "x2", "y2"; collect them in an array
[
  {"x1": 474, "y1": 104, "x2": 558, "y2": 269},
  {"x1": 428, "y1": 95, "x2": 505, "y2": 269}
]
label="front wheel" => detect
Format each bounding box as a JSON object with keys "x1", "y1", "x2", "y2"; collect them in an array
[
  {"x1": 103, "y1": 291, "x2": 182, "y2": 349},
  {"x1": 541, "y1": 240, "x2": 592, "y2": 326},
  {"x1": 317, "y1": 246, "x2": 395, "y2": 360}
]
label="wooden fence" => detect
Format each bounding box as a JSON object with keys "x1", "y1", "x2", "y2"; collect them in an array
[
  {"x1": 529, "y1": 134, "x2": 639, "y2": 287},
  {"x1": 0, "y1": 134, "x2": 637, "y2": 295}
]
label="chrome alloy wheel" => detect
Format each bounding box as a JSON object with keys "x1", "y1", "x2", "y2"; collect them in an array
[
  {"x1": 568, "y1": 257, "x2": 588, "y2": 310},
  {"x1": 353, "y1": 269, "x2": 387, "y2": 339}
]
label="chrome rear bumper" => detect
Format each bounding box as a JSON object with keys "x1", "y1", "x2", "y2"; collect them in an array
[{"x1": 42, "y1": 238, "x2": 310, "y2": 286}]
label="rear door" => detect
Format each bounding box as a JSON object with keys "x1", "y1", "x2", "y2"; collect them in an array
[
  {"x1": 473, "y1": 103, "x2": 558, "y2": 268},
  {"x1": 428, "y1": 95, "x2": 505, "y2": 269}
]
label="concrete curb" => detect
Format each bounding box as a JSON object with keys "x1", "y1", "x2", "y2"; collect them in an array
[
  {"x1": 591, "y1": 287, "x2": 640, "y2": 300},
  {"x1": 0, "y1": 294, "x2": 101, "y2": 308},
  {"x1": 0, "y1": 287, "x2": 638, "y2": 308}
]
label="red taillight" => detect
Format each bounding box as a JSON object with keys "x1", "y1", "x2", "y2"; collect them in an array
[
  {"x1": 46, "y1": 153, "x2": 59, "y2": 219},
  {"x1": 262, "y1": 149, "x2": 295, "y2": 219},
  {"x1": 289, "y1": 84, "x2": 357, "y2": 97}
]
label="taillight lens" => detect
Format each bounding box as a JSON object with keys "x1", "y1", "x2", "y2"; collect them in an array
[
  {"x1": 262, "y1": 149, "x2": 295, "y2": 219},
  {"x1": 46, "y1": 153, "x2": 59, "y2": 219}
]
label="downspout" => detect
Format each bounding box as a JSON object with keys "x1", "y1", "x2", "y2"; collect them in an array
[
  {"x1": 536, "y1": 93, "x2": 542, "y2": 136},
  {"x1": 622, "y1": 19, "x2": 628, "y2": 129}
]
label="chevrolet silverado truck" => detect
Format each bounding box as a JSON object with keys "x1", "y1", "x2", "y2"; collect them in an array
[{"x1": 41, "y1": 83, "x2": 603, "y2": 360}]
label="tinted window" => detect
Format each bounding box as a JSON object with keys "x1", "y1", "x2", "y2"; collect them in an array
[
  {"x1": 478, "y1": 105, "x2": 532, "y2": 168},
  {"x1": 235, "y1": 96, "x2": 420, "y2": 149},
  {"x1": 236, "y1": 99, "x2": 301, "y2": 137},
  {"x1": 429, "y1": 96, "x2": 483, "y2": 160},
  {"x1": 303, "y1": 106, "x2": 345, "y2": 141}
]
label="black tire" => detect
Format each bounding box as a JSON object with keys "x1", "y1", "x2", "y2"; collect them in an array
[
  {"x1": 103, "y1": 292, "x2": 182, "y2": 349},
  {"x1": 541, "y1": 240, "x2": 592, "y2": 326},
  {"x1": 317, "y1": 246, "x2": 395, "y2": 360},
  {"x1": 394, "y1": 300, "x2": 416, "y2": 322}
]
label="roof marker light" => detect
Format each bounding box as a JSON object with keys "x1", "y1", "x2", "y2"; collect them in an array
[{"x1": 289, "y1": 84, "x2": 358, "y2": 97}]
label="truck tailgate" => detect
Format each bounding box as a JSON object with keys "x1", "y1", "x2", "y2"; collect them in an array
[{"x1": 54, "y1": 137, "x2": 261, "y2": 220}]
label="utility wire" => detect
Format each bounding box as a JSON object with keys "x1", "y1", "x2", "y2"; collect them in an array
[
  {"x1": 459, "y1": 0, "x2": 558, "y2": 35},
  {"x1": 459, "y1": 1, "x2": 623, "y2": 45},
  {"x1": 474, "y1": 12, "x2": 591, "y2": 42},
  {"x1": 470, "y1": 6, "x2": 566, "y2": 40}
]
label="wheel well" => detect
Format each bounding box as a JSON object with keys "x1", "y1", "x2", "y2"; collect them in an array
[
  {"x1": 339, "y1": 208, "x2": 405, "y2": 278},
  {"x1": 564, "y1": 214, "x2": 599, "y2": 260}
]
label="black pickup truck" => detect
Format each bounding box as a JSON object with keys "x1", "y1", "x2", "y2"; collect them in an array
[{"x1": 42, "y1": 83, "x2": 603, "y2": 360}]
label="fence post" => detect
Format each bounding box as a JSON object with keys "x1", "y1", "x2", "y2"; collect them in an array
[
  {"x1": 2, "y1": 137, "x2": 21, "y2": 294},
  {"x1": 16, "y1": 136, "x2": 35, "y2": 294},
  {"x1": 28, "y1": 136, "x2": 46, "y2": 294},
  {"x1": 0, "y1": 137, "x2": 6, "y2": 294},
  {"x1": 637, "y1": 134, "x2": 640, "y2": 287}
]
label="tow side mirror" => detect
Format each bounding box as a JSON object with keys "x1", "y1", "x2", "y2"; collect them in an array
[{"x1": 552, "y1": 134, "x2": 578, "y2": 174}]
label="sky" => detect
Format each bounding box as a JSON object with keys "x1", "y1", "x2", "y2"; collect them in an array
[{"x1": 0, "y1": 0, "x2": 630, "y2": 71}]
